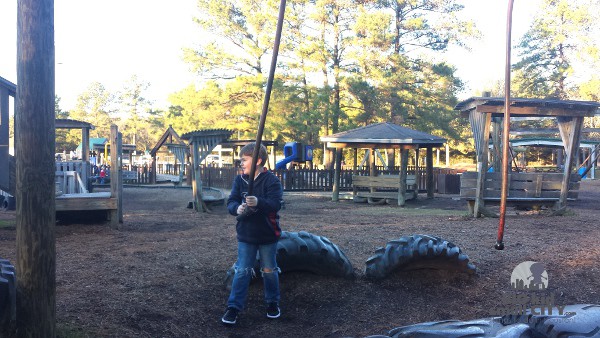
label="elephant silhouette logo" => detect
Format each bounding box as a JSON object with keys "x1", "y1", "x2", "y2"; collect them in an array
[{"x1": 511, "y1": 261, "x2": 548, "y2": 291}]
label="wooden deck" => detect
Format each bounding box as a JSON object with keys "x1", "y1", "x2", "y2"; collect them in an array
[{"x1": 55, "y1": 192, "x2": 116, "y2": 211}]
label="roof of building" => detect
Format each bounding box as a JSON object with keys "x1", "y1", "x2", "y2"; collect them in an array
[{"x1": 320, "y1": 122, "x2": 446, "y2": 148}]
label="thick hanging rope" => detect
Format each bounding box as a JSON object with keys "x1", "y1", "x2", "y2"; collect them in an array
[
  {"x1": 496, "y1": 0, "x2": 515, "y2": 250},
  {"x1": 237, "y1": 0, "x2": 287, "y2": 221}
]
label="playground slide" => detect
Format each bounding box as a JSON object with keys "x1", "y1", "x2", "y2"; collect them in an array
[{"x1": 275, "y1": 155, "x2": 296, "y2": 170}]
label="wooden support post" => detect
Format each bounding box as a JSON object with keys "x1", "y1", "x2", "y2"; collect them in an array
[
  {"x1": 426, "y1": 147, "x2": 434, "y2": 198},
  {"x1": 369, "y1": 148, "x2": 376, "y2": 178},
  {"x1": 472, "y1": 112, "x2": 492, "y2": 217},
  {"x1": 15, "y1": 0, "x2": 56, "y2": 335},
  {"x1": 353, "y1": 148, "x2": 358, "y2": 174},
  {"x1": 117, "y1": 131, "x2": 123, "y2": 223},
  {"x1": 386, "y1": 148, "x2": 394, "y2": 170},
  {"x1": 556, "y1": 116, "x2": 583, "y2": 212},
  {"x1": 81, "y1": 126, "x2": 89, "y2": 183},
  {"x1": 191, "y1": 143, "x2": 198, "y2": 211},
  {"x1": 491, "y1": 117, "x2": 502, "y2": 171},
  {"x1": 151, "y1": 154, "x2": 157, "y2": 184},
  {"x1": 398, "y1": 149, "x2": 409, "y2": 206},
  {"x1": 332, "y1": 148, "x2": 342, "y2": 201},
  {"x1": 414, "y1": 147, "x2": 420, "y2": 199},
  {"x1": 109, "y1": 125, "x2": 122, "y2": 228}
]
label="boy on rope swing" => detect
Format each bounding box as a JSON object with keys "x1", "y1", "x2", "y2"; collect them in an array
[{"x1": 221, "y1": 142, "x2": 283, "y2": 325}]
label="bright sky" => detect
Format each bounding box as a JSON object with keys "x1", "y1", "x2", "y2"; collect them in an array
[
  {"x1": 448, "y1": 0, "x2": 542, "y2": 98},
  {"x1": 0, "y1": 0, "x2": 541, "y2": 111},
  {"x1": 0, "y1": 0, "x2": 200, "y2": 110}
]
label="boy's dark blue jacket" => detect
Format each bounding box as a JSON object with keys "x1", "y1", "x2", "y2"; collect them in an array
[{"x1": 227, "y1": 169, "x2": 283, "y2": 244}]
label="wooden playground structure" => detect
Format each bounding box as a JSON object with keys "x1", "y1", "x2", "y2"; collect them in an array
[
  {"x1": 55, "y1": 124, "x2": 123, "y2": 227},
  {"x1": 1, "y1": 76, "x2": 123, "y2": 226},
  {"x1": 455, "y1": 97, "x2": 600, "y2": 216}
]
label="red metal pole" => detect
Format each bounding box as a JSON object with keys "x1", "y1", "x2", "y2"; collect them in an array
[{"x1": 496, "y1": 0, "x2": 515, "y2": 250}]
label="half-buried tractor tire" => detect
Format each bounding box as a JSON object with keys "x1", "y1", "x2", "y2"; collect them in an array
[
  {"x1": 225, "y1": 231, "x2": 354, "y2": 290},
  {"x1": 365, "y1": 234, "x2": 476, "y2": 280}
]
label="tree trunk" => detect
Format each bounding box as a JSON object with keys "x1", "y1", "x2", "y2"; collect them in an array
[{"x1": 16, "y1": 0, "x2": 56, "y2": 336}]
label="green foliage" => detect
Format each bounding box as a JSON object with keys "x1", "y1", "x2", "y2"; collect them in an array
[
  {"x1": 69, "y1": 82, "x2": 115, "y2": 139},
  {"x1": 116, "y1": 75, "x2": 161, "y2": 151},
  {"x1": 173, "y1": 0, "x2": 477, "y2": 165},
  {"x1": 184, "y1": 0, "x2": 281, "y2": 78}
]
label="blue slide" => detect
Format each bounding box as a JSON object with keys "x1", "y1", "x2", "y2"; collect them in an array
[{"x1": 275, "y1": 156, "x2": 296, "y2": 170}]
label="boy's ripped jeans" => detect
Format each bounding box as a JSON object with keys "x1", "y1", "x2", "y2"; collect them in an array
[{"x1": 227, "y1": 241, "x2": 280, "y2": 311}]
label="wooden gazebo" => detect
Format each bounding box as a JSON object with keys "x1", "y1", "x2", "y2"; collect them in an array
[
  {"x1": 321, "y1": 122, "x2": 446, "y2": 206},
  {"x1": 455, "y1": 97, "x2": 600, "y2": 216}
]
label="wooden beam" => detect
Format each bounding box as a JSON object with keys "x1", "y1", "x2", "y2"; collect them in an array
[
  {"x1": 15, "y1": 0, "x2": 56, "y2": 335},
  {"x1": 556, "y1": 116, "x2": 583, "y2": 211},
  {"x1": 56, "y1": 197, "x2": 117, "y2": 211},
  {"x1": 511, "y1": 127, "x2": 600, "y2": 135},
  {"x1": 476, "y1": 105, "x2": 596, "y2": 117}
]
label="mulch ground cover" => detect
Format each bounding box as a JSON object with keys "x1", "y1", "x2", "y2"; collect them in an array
[{"x1": 1, "y1": 179, "x2": 600, "y2": 337}]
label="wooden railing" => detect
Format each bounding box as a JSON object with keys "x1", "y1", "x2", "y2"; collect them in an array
[{"x1": 199, "y1": 167, "x2": 460, "y2": 192}]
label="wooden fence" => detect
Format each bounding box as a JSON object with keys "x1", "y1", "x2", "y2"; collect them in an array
[
  {"x1": 115, "y1": 164, "x2": 462, "y2": 193},
  {"x1": 199, "y1": 166, "x2": 461, "y2": 192}
]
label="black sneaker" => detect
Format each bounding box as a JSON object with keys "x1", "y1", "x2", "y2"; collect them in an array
[
  {"x1": 266, "y1": 302, "x2": 280, "y2": 319},
  {"x1": 222, "y1": 307, "x2": 239, "y2": 325}
]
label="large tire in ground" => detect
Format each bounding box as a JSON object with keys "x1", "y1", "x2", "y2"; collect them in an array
[
  {"x1": 225, "y1": 231, "x2": 354, "y2": 290},
  {"x1": 365, "y1": 234, "x2": 476, "y2": 279},
  {"x1": 383, "y1": 317, "x2": 532, "y2": 337},
  {"x1": 276, "y1": 231, "x2": 354, "y2": 277},
  {"x1": 517, "y1": 304, "x2": 600, "y2": 337},
  {"x1": 373, "y1": 304, "x2": 600, "y2": 337},
  {"x1": 0, "y1": 258, "x2": 16, "y2": 329}
]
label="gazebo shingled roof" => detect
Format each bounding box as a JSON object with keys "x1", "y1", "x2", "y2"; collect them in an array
[{"x1": 321, "y1": 122, "x2": 445, "y2": 148}]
